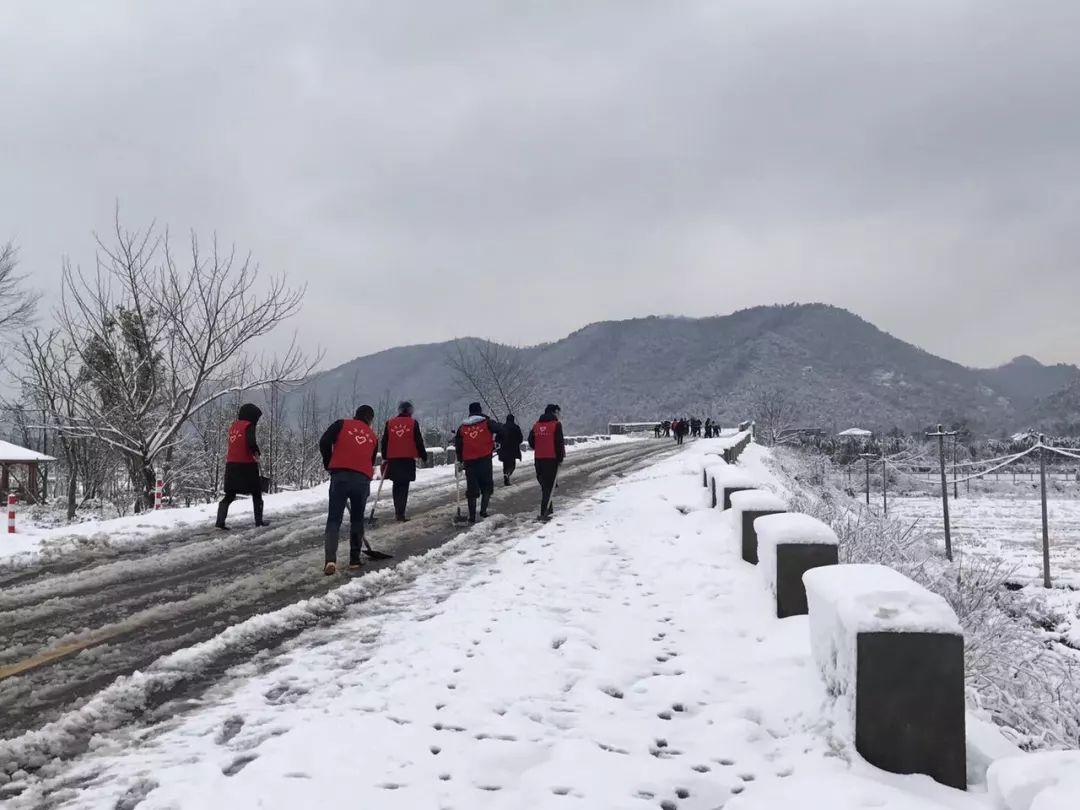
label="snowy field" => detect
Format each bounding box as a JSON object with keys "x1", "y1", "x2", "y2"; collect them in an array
[
  {"x1": 887, "y1": 495, "x2": 1080, "y2": 588},
  {"x1": 0, "y1": 436, "x2": 630, "y2": 569},
  {"x1": 3, "y1": 441, "x2": 1017, "y2": 810}
]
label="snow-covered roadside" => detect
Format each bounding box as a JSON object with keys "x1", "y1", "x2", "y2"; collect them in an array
[
  {"x1": 0, "y1": 436, "x2": 632, "y2": 569},
  {"x1": 6, "y1": 441, "x2": 987, "y2": 810}
]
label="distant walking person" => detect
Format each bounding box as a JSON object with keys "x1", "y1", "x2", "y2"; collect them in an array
[
  {"x1": 454, "y1": 403, "x2": 502, "y2": 523},
  {"x1": 319, "y1": 405, "x2": 379, "y2": 575},
  {"x1": 216, "y1": 403, "x2": 268, "y2": 530},
  {"x1": 654, "y1": 423, "x2": 662, "y2": 439},
  {"x1": 663, "y1": 420, "x2": 672, "y2": 438},
  {"x1": 529, "y1": 404, "x2": 566, "y2": 521},
  {"x1": 499, "y1": 414, "x2": 524, "y2": 486},
  {"x1": 380, "y1": 401, "x2": 427, "y2": 521}
]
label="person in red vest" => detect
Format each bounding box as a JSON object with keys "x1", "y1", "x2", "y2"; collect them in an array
[
  {"x1": 453, "y1": 402, "x2": 502, "y2": 523},
  {"x1": 379, "y1": 401, "x2": 427, "y2": 522},
  {"x1": 319, "y1": 404, "x2": 379, "y2": 575},
  {"x1": 528, "y1": 403, "x2": 566, "y2": 522},
  {"x1": 216, "y1": 403, "x2": 267, "y2": 530}
]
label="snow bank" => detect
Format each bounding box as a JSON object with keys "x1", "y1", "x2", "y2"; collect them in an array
[
  {"x1": 804, "y1": 564, "x2": 962, "y2": 699},
  {"x1": 755, "y1": 513, "x2": 837, "y2": 593},
  {"x1": 988, "y1": 751, "x2": 1080, "y2": 810}
]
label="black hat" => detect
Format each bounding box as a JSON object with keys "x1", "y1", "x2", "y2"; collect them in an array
[
  {"x1": 355, "y1": 405, "x2": 375, "y2": 423},
  {"x1": 545, "y1": 403, "x2": 561, "y2": 415},
  {"x1": 398, "y1": 401, "x2": 414, "y2": 415},
  {"x1": 469, "y1": 402, "x2": 483, "y2": 416}
]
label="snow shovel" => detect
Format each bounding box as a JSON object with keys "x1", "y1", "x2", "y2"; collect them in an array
[
  {"x1": 344, "y1": 501, "x2": 393, "y2": 560},
  {"x1": 547, "y1": 466, "x2": 560, "y2": 517},
  {"x1": 366, "y1": 463, "x2": 389, "y2": 527},
  {"x1": 452, "y1": 462, "x2": 470, "y2": 525}
]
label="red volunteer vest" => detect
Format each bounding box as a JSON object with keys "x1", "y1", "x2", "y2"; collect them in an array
[
  {"x1": 226, "y1": 420, "x2": 256, "y2": 463},
  {"x1": 532, "y1": 420, "x2": 559, "y2": 460},
  {"x1": 460, "y1": 420, "x2": 495, "y2": 461},
  {"x1": 329, "y1": 419, "x2": 377, "y2": 477},
  {"x1": 385, "y1": 416, "x2": 417, "y2": 459}
]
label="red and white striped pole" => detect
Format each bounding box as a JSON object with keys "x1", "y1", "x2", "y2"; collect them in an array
[
  {"x1": 154, "y1": 478, "x2": 164, "y2": 511},
  {"x1": 7, "y1": 494, "x2": 16, "y2": 534}
]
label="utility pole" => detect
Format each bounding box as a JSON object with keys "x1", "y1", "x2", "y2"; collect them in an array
[
  {"x1": 881, "y1": 454, "x2": 888, "y2": 516},
  {"x1": 927, "y1": 424, "x2": 957, "y2": 562},
  {"x1": 859, "y1": 453, "x2": 873, "y2": 506},
  {"x1": 1039, "y1": 434, "x2": 1051, "y2": 588}
]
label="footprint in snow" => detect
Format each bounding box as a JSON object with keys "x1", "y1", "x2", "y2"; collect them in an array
[
  {"x1": 215, "y1": 715, "x2": 245, "y2": 745},
  {"x1": 222, "y1": 755, "x2": 258, "y2": 776}
]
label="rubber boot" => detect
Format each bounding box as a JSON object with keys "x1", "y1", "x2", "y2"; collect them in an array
[
  {"x1": 215, "y1": 500, "x2": 229, "y2": 530},
  {"x1": 254, "y1": 498, "x2": 269, "y2": 527},
  {"x1": 467, "y1": 497, "x2": 478, "y2": 524},
  {"x1": 479, "y1": 493, "x2": 491, "y2": 519}
]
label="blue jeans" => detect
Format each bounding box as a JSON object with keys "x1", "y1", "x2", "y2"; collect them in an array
[{"x1": 325, "y1": 470, "x2": 371, "y2": 563}]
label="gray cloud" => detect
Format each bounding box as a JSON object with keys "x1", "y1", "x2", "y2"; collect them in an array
[{"x1": 2, "y1": 0, "x2": 1079, "y2": 370}]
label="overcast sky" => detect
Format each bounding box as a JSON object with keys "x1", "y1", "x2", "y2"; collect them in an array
[{"x1": 2, "y1": 0, "x2": 1079, "y2": 371}]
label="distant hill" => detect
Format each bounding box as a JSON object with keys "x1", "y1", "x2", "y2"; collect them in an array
[
  {"x1": 284, "y1": 304, "x2": 1080, "y2": 435},
  {"x1": 979, "y1": 355, "x2": 1080, "y2": 414}
]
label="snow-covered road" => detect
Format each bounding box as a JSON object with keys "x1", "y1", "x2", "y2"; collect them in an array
[
  {"x1": 3, "y1": 441, "x2": 989, "y2": 810},
  {"x1": 0, "y1": 440, "x2": 670, "y2": 760}
]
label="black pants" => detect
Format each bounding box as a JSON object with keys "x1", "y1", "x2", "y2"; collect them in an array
[
  {"x1": 502, "y1": 458, "x2": 517, "y2": 481},
  {"x1": 325, "y1": 470, "x2": 371, "y2": 563},
  {"x1": 217, "y1": 491, "x2": 263, "y2": 526},
  {"x1": 392, "y1": 481, "x2": 410, "y2": 517},
  {"x1": 535, "y1": 459, "x2": 559, "y2": 517},
  {"x1": 464, "y1": 458, "x2": 494, "y2": 519}
]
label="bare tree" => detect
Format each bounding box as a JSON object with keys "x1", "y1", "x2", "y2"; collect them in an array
[
  {"x1": 47, "y1": 212, "x2": 316, "y2": 508},
  {"x1": 749, "y1": 385, "x2": 800, "y2": 446},
  {"x1": 8, "y1": 331, "x2": 85, "y2": 517},
  {"x1": 446, "y1": 338, "x2": 538, "y2": 419},
  {"x1": 0, "y1": 242, "x2": 40, "y2": 337}
]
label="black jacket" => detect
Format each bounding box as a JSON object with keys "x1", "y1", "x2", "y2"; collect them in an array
[
  {"x1": 319, "y1": 419, "x2": 379, "y2": 474},
  {"x1": 224, "y1": 403, "x2": 262, "y2": 495},
  {"x1": 498, "y1": 418, "x2": 524, "y2": 462},
  {"x1": 380, "y1": 417, "x2": 428, "y2": 482},
  {"x1": 527, "y1": 413, "x2": 566, "y2": 464}
]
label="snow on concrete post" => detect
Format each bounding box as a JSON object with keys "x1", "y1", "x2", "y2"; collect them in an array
[
  {"x1": 709, "y1": 465, "x2": 757, "y2": 510},
  {"x1": 6, "y1": 493, "x2": 15, "y2": 534},
  {"x1": 754, "y1": 513, "x2": 838, "y2": 618},
  {"x1": 803, "y1": 564, "x2": 966, "y2": 790},
  {"x1": 730, "y1": 489, "x2": 786, "y2": 564},
  {"x1": 154, "y1": 478, "x2": 164, "y2": 511},
  {"x1": 703, "y1": 462, "x2": 728, "y2": 508}
]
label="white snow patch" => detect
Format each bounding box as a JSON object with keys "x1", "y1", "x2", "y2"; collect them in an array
[{"x1": 988, "y1": 751, "x2": 1080, "y2": 810}]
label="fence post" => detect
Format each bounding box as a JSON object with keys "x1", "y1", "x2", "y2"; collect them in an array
[
  {"x1": 881, "y1": 455, "x2": 888, "y2": 516},
  {"x1": 1040, "y1": 435, "x2": 1051, "y2": 589},
  {"x1": 154, "y1": 478, "x2": 164, "y2": 511},
  {"x1": 927, "y1": 425, "x2": 955, "y2": 562},
  {"x1": 7, "y1": 493, "x2": 15, "y2": 534}
]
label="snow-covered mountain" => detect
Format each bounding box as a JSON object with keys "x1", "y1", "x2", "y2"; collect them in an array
[{"x1": 287, "y1": 304, "x2": 1080, "y2": 434}]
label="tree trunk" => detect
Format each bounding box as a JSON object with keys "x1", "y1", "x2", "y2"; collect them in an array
[
  {"x1": 66, "y1": 466, "x2": 78, "y2": 521},
  {"x1": 143, "y1": 460, "x2": 157, "y2": 510}
]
